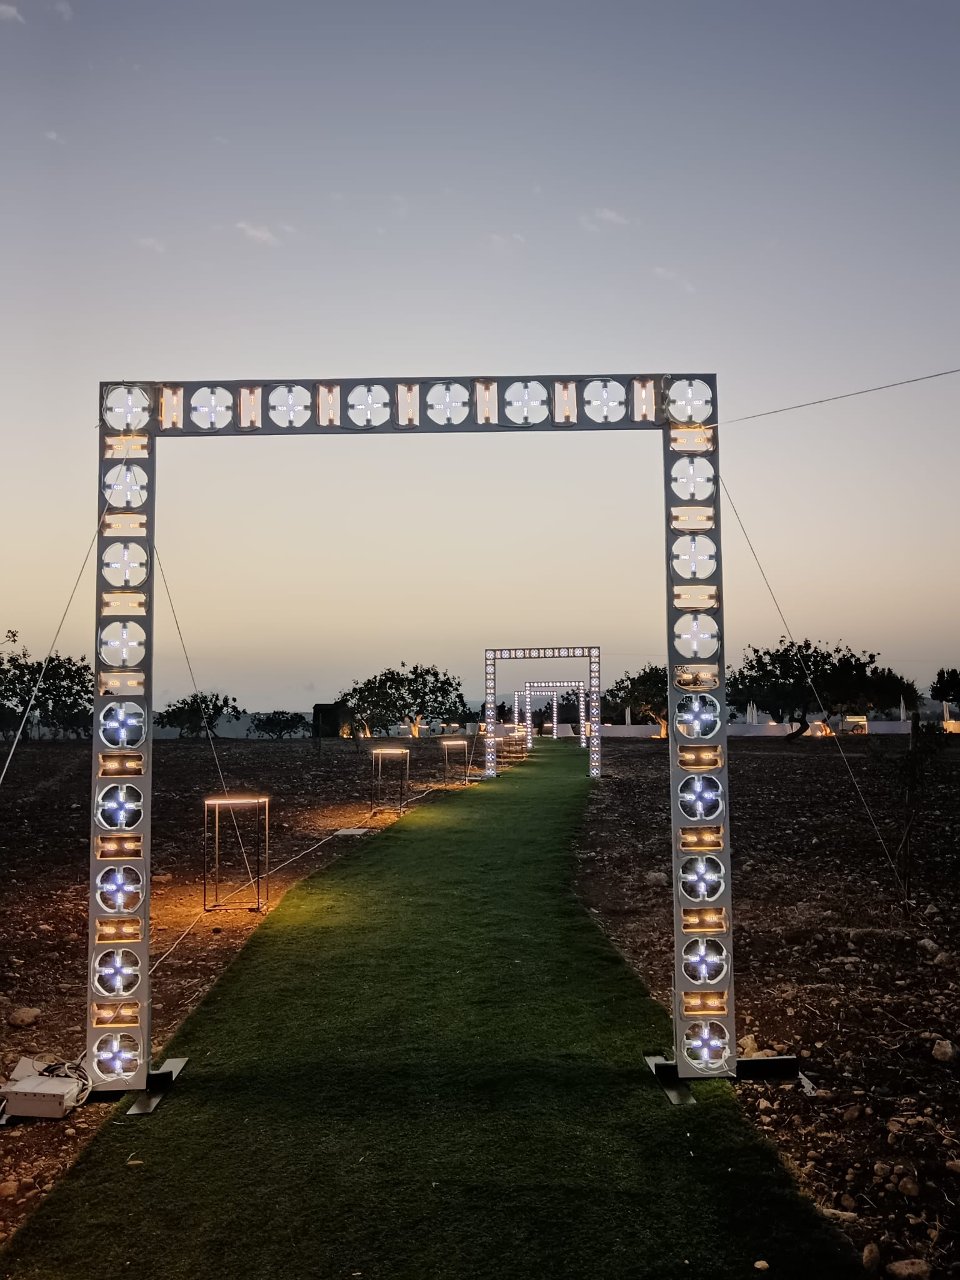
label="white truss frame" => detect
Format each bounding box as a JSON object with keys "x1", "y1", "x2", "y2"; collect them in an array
[
  {"x1": 84, "y1": 373, "x2": 733, "y2": 1091},
  {"x1": 515, "y1": 681, "x2": 587, "y2": 749},
  {"x1": 485, "y1": 650, "x2": 600, "y2": 778}
]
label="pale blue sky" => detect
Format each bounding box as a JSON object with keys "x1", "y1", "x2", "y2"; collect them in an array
[{"x1": 1, "y1": 0, "x2": 958, "y2": 705}]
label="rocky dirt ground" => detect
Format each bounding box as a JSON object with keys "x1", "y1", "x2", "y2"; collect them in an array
[
  {"x1": 577, "y1": 737, "x2": 960, "y2": 1280},
  {"x1": 1, "y1": 734, "x2": 957, "y2": 1279}
]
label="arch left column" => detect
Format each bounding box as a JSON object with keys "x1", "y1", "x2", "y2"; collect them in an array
[{"x1": 86, "y1": 386, "x2": 156, "y2": 1092}]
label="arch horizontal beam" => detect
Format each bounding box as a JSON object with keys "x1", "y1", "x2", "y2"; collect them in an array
[{"x1": 100, "y1": 376, "x2": 716, "y2": 436}]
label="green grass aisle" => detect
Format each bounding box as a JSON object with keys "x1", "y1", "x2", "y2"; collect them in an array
[{"x1": 2, "y1": 743, "x2": 858, "y2": 1280}]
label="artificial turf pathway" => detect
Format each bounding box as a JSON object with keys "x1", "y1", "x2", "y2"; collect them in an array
[{"x1": 3, "y1": 742, "x2": 860, "y2": 1280}]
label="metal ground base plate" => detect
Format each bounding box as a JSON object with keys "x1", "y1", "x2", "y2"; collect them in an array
[
  {"x1": 126, "y1": 1057, "x2": 188, "y2": 1116},
  {"x1": 646, "y1": 1053, "x2": 814, "y2": 1104},
  {"x1": 644, "y1": 1055, "x2": 696, "y2": 1106}
]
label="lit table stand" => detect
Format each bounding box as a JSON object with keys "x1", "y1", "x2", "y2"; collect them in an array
[
  {"x1": 370, "y1": 748, "x2": 410, "y2": 814},
  {"x1": 497, "y1": 727, "x2": 528, "y2": 766},
  {"x1": 203, "y1": 795, "x2": 270, "y2": 913},
  {"x1": 440, "y1": 737, "x2": 470, "y2": 786}
]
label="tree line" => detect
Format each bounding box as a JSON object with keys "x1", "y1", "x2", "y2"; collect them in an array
[
  {"x1": 600, "y1": 645, "x2": 960, "y2": 739},
  {"x1": 3, "y1": 627, "x2": 958, "y2": 743}
]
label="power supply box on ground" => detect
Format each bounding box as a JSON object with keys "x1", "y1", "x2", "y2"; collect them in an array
[{"x1": 1, "y1": 1075, "x2": 82, "y2": 1119}]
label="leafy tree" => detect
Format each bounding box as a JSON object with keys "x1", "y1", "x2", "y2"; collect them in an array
[
  {"x1": 864, "y1": 666, "x2": 920, "y2": 716},
  {"x1": 727, "y1": 638, "x2": 918, "y2": 737},
  {"x1": 35, "y1": 653, "x2": 94, "y2": 738},
  {"x1": 339, "y1": 662, "x2": 469, "y2": 737},
  {"x1": 155, "y1": 691, "x2": 245, "y2": 738},
  {"x1": 604, "y1": 665, "x2": 669, "y2": 733},
  {"x1": 931, "y1": 668, "x2": 960, "y2": 709},
  {"x1": 557, "y1": 691, "x2": 581, "y2": 725},
  {"x1": 247, "y1": 710, "x2": 310, "y2": 740},
  {"x1": 0, "y1": 633, "x2": 33, "y2": 739},
  {"x1": 0, "y1": 633, "x2": 94, "y2": 739}
]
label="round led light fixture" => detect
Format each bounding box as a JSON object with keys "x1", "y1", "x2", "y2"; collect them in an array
[
  {"x1": 679, "y1": 855, "x2": 725, "y2": 901},
  {"x1": 674, "y1": 613, "x2": 719, "y2": 659},
  {"x1": 103, "y1": 385, "x2": 151, "y2": 432},
  {"x1": 99, "y1": 702, "x2": 147, "y2": 749},
  {"x1": 503, "y1": 380, "x2": 549, "y2": 425},
  {"x1": 583, "y1": 379, "x2": 626, "y2": 423},
  {"x1": 671, "y1": 535, "x2": 717, "y2": 581},
  {"x1": 95, "y1": 865, "x2": 144, "y2": 913},
  {"x1": 101, "y1": 542, "x2": 149, "y2": 587},
  {"x1": 667, "y1": 378, "x2": 713, "y2": 424},
  {"x1": 99, "y1": 621, "x2": 146, "y2": 668},
  {"x1": 94, "y1": 1033, "x2": 141, "y2": 1081},
  {"x1": 681, "y1": 937, "x2": 729, "y2": 984},
  {"x1": 425, "y1": 382, "x2": 470, "y2": 425},
  {"x1": 102, "y1": 464, "x2": 149, "y2": 509},
  {"x1": 346, "y1": 384, "x2": 390, "y2": 428},
  {"x1": 682, "y1": 1020, "x2": 730, "y2": 1071},
  {"x1": 189, "y1": 386, "x2": 233, "y2": 430},
  {"x1": 93, "y1": 948, "x2": 141, "y2": 996},
  {"x1": 678, "y1": 774, "x2": 724, "y2": 820},
  {"x1": 671, "y1": 456, "x2": 716, "y2": 501},
  {"x1": 267, "y1": 384, "x2": 311, "y2": 428},
  {"x1": 674, "y1": 693, "x2": 721, "y2": 739},
  {"x1": 96, "y1": 784, "x2": 144, "y2": 830}
]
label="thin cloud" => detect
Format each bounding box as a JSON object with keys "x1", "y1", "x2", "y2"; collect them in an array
[
  {"x1": 594, "y1": 207, "x2": 629, "y2": 226},
  {"x1": 235, "y1": 221, "x2": 281, "y2": 246},
  {"x1": 0, "y1": 4, "x2": 26, "y2": 22},
  {"x1": 579, "y1": 207, "x2": 630, "y2": 232},
  {"x1": 486, "y1": 231, "x2": 526, "y2": 255},
  {"x1": 653, "y1": 265, "x2": 697, "y2": 296},
  {"x1": 135, "y1": 236, "x2": 165, "y2": 254},
  {"x1": 54, "y1": 0, "x2": 73, "y2": 19},
  {"x1": 44, "y1": 130, "x2": 65, "y2": 145}
]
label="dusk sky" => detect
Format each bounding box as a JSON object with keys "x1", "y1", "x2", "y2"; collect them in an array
[{"x1": 2, "y1": 0, "x2": 958, "y2": 708}]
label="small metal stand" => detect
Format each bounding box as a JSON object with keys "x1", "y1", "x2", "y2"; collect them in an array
[
  {"x1": 203, "y1": 795, "x2": 270, "y2": 912},
  {"x1": 440, "y1": 738, "x2": 469, "y2": 786},
  {"x1": 646, "y1": 1053, "x2": 813, "y2": 1106},
  {"x1": 370, "y1": 748, "x2": 410, "y2": 814},
  {"x1": 496, "y1": 731, "x2": 528, "y2": 766}
]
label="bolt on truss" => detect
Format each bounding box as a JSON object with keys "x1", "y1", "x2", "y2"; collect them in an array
[{"x1": 86, "y1": 373, "x2": 732, "y2": 1090}]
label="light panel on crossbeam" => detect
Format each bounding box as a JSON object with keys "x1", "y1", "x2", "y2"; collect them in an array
[{"x1": 100, "y1": 376, "x2": 716, "y2": 436}]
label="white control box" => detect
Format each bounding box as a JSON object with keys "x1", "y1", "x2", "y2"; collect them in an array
[{"x1": 1, "y1": 1076, "x2": 82, "y2": 1119}]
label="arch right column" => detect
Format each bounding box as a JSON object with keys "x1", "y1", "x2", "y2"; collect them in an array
[{"x1": 663, "y1": 414, "x2": 736, "y2": 1079}]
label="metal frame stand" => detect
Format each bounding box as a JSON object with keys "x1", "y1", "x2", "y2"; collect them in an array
[
  {"x1": 203, "y1": 796, "x2": 270, "y2": 912},
  {"x1": 370, "y1": 747, "x2": 410, "y2": 814},
  {"x1": 440, "y1": 738, "x2": 470, "y2": 786}
]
